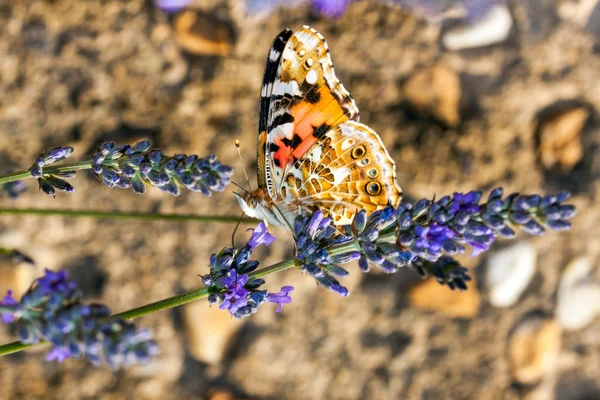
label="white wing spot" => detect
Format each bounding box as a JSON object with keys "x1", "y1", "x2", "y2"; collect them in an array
[
  {"x1": 298, "y1": 49, "x2": 306, "y2": 57},
  {"x1": 306, "y1": 58, "x2": 314, "y2": 67},
  {"x1": 269, "y1": 48, "x2": 280, "y2": 61},
  {"x1": 341, "y1": 138, "x2": 355, "y2": 150},
  {"x1": 273, "y1": 80, "x2": 300, "y2": 96},
  {"x1": 306, "y1": 69, "x2": 318, "y2": 85}
]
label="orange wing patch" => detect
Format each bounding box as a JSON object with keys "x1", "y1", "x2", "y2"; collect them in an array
[{"x1": 263, "y1": 26, "x2": 359, "y2": 196}]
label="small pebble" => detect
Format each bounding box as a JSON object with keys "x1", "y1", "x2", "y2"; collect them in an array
[
  {"x1": 403, "y1": 63, "x2": 462, "y2": 127},
  {"x1": 408, "y1": 276, "x2": 480, "y2": 318},
  {"x1": 442, "y1": 4, "x2": 513, "y2": 50},
  {"x1": 508, "y1": 315, "x2": 561, "y2": 385},
  {"x1": 486, "y1": 242, "x2": 537, "y2": 308},
  {"x1": 537, "y1": 106, "x2": 589, "y2": 171},
  {"x1": 183, "y1": 300, "x2": 244, "y2": 364},
  {"x1": 556, "y1": 257, "x2": 600, "y2": 330}
]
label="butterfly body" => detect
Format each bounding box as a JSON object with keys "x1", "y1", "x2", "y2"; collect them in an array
[{"x1": 236, "y1": 26, "x2": 402, "y2": 228}]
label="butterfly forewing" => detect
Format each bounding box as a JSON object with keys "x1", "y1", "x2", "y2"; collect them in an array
[
  {"x1": 254, "y1": 26, "x2": 402, "y2": 227},
  {"x1": 258, "y1": 26, "x2": 359, "y2": 198}
]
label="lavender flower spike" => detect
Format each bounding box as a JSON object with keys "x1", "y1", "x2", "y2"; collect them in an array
[
  {"x1": 91, "y1": 140, "x2": 233, "y2": 196},
  {"x1": 0, "y1": 269, "x2": 158, "y2": 367},
  {"x1": 203, "y1": 222, "x2": 294, "y2": 318},
  {"x1": 294, "y1": 210, "x2": 360, "y2": 296}
]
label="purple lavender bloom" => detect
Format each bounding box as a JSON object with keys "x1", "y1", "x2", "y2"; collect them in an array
[
  {"x1": 0, "y1": 291, "x2": 18, "y2": 323},
  {"x1": 413, "y1": 224, "x2": 456, "y2": 257},
  {"x1": 0, "y1": 269, "x2": 158, "y2": 367},
  {"x1": 449, "y1": 191, "x2": 482, "y2": 215},
  {"x1": 312, "y1": 0, "x2": 353, "y2": 17},
  {"x1": 155, "y1": 0, "x2": 193, "y2": 13},
  {"x1": 28, "y1": 146, "x2": 77, "y2": 196},
  {"x1": 219, "y1": 270, "x2": 251, "y2": 315},
  {"x1": 204, "y1": 222, "x2": 294, "y2": 318},
  {"x1": 351, "y1": 187, "x2": 576, "y2": 290},
  {"x1": 1, "y1": 180, "x2": 26, "y2": 199},
  {"x1": 294, "y1": 210, "x2": 359, "y2": 295},
  {"x1": 46, "y1": 346, "x2": 72, "y2": 363},
  {"x1": 91, "y1": 140, "x2": 232, "y2": 196},
  {"x1": 267, "y1": 286, "x2": 294, "y2": 312},
  {"x1": 246, "y1": 222, "x2": 276, "y2": 251}
]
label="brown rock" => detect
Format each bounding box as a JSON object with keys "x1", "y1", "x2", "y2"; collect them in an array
[
  {"x1": 174, "y1": 10, "x2": 234, "y2": 56},
  {"x1": 0, "y1": 258, "x2": 37, "y2": 299},
  {"x1": 407, "y1": 277, "x2": 480, "y2": 318},
  {"x1": 508, "y1": 316, "x2": 561, "y2": 385},
  {"x1": 537, "y1": 106, "x2": 589, "y2": 171},
  {"x1": 403, "y1": 64, "x2": 462, "y2": 127},
  {"x1": 182, "y1": 299, "x2": 244, "y2": 364}
]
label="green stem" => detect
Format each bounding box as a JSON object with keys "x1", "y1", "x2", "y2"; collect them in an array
[
  {"x1": 0, "y1": 161, "x2": 93, "y2": 185},
  {"x1": 0, "y1": 208, "x2": 254, "y2": 224}
]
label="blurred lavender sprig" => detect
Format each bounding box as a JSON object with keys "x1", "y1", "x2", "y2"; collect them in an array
[
  {"x1": 91, "y1": 140, "x2": 233, "y2": 196},
  {"x1": 0, "y1": 269, "x2": 158, "y2": 367},
  {"x1": 202, "y1": 222, "x2": 294, "y2": 319},
  {"x1": 246, "y1": 0, "x2": 503, "y2": 21},
  {"x1": 29, "y1": 146, "x2": 76, "y2": 196},
  {"x1": 154, "y1": 0, "x2": 193, "y2": 13},
  {"x1": 1, "y1": 180, "x2": 26, "y2": 199},
  {"x1": 0, "y1": 248, "x2": 35, "y2": 266}
]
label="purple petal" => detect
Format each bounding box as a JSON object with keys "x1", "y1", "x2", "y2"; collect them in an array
[
  {"x1": 155, "y1": 0, "x2": 192, "y2": 13},
  {"x1": 267, "y1": 286, "x2": 294, "y2": 313},
  {"x1": 312, "y1": 0, "x2": 352, "y2": 18},
  {"x1": 247, "y1": 222, "x2": 276, "y2": 251}
]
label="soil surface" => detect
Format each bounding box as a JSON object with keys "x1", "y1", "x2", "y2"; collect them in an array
[{"x1": 1, "y1": 1, "x2": 599, "y2": 399}]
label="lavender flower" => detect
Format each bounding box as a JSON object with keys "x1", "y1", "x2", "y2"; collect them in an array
[
  {"x1": 203, "y1": 222, "x2": 294, "y2": 318},
  {"x1": 312, "y1": 0, "x2": 353, "y2": 17},
  {"x1": 412, "y1": 256, "x2": 471, "y2": 291},
  {"x1": 1, "y1": 180, "x2": 26, "y2": 199},
  {"x1": 0, "y1": 269, "x2": 158, "y2": 367},
  {"x1": 348, "y1": 187, "x2": 576, "y2": 289},
  {"x1": 155, "y1": 0, "x2": 193, "y2": 13},
  {"x1": 273, "y1": 187, "x2": 576, "y2": 294},
  {"x1": 294, "y1": 211, "x2": 360, "y2": 296},
  {"x1": 91, "y1": 140, "x2": 233, "y2": 196},
  {"x1": 351, "y1": 207, "x2": 413, "y2": 273},
  {"x1": 267, "y1": 286, "x2": 294, "y2": 312},
  {"x1": 29, "y1": 146, "x2": 76, "y2": 196}
]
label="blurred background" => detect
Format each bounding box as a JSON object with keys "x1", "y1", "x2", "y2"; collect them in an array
[{"x1": 0, "y1": 0, "x2": 599, "y2": 399}]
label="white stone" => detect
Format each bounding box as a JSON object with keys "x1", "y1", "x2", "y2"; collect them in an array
[
  {"x1": 442, "y1": 4, "x2": 513, "y2": 50},
  {"x1": 556, "y1": 257, "x2": 600, "y2": 330},
  {"x1": 486, "y1": 241, "x2": 536, "y2": 308}
]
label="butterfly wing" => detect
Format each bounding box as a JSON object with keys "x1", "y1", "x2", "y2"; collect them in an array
[
  {"x1": 258, "y1": 26, "x2": 359, "y2": 198},
  {"x1": 280, "y1": 120, "x2": 403, "y2": 225}
]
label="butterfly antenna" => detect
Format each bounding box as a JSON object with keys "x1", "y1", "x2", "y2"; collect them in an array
[
  {"x1": 235, "y1": 139, "x2": 252, "y2": 192},
  {"x1": 231, "y1": 211, "x2": 246, "y2": 249},
  {"x1": 231, "y1": 181, "x2": 250, "y2": 193}
]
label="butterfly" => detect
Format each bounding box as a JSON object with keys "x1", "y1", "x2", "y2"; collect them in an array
[{"x1": 235, "y1": 26, "x2": 402, "y2": 229}]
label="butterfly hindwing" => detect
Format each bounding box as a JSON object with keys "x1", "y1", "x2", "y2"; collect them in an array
[
  {"x1": 280, "y1": 121, "x2": 403, "y2": 225},
  {"x1": 258, "y1": 26, "x2": 360, "y2": 198}
]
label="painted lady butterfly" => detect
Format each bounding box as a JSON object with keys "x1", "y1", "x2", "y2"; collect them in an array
[{"x1": 235, "y1": 26, "x2": 402, "y2": 228}]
